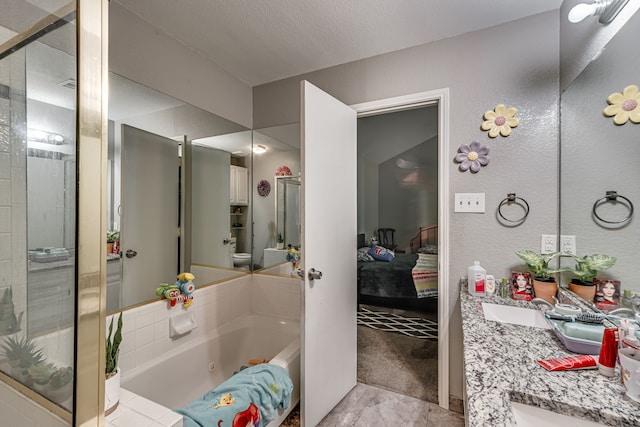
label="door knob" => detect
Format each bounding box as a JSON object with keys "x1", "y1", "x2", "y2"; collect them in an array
[
  {"x1": 308, "y1": 268, "x2": 322, "y2": 281},
  {"x1": 125, "y1": 249, "x2": 138, "y2": 258}
]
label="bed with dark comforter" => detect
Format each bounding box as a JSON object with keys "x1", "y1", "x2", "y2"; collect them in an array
[{"x1": 357, "y1": 225, "x2": 438, "y2": 311}]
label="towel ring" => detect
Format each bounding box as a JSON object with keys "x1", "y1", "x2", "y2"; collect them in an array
[
  {"x1": 592, "y1": 191, "x2": 634, "y2": 224},
  {"x1": 498, "y1": 193, "x2": 530, "y2": 223}
]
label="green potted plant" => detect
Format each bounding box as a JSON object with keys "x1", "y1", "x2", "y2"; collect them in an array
[
  {"x1": 105, "y1": 312, "x2": 123, "y2": 415},
  {"x1": 0, "y1": 335, "x2": 45, "y2": 384},
  {"x1": 565, "y1": 254, "x2": 617, "y2": 302},
  {"x1": 276, "y1": 232, "x2": 284, "y2": 250},
  {"x1": 47, "y1": 366, "x2": 73, "y2": 403},
  {"x1": 107, "y1": 230, "x2": 120, "y2": 254},
  {"x1": 0, "y1": 287, "x2": 23, "y2": 336},
  {"x1": 27, "y1": 361, "x2": 57, "y2": 394},
  {"x1": 515, "y1": 250, "x2": 562, "y2": 304}
]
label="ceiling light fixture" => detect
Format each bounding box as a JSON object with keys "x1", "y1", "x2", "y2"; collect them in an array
[
  {"x1": 568, "y1": 0, "x2": 629, "y2": 24},
  {"x1": 253, "y1": 144, "x2": 266, "y2": 154}
]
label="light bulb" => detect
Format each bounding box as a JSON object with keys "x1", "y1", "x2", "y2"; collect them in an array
[{"x1": 568, "y1": 3, "x2": 599, "y2": 23}]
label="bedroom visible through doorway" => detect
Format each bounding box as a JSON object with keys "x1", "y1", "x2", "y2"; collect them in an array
[{"x1": 356, "y1": 104, "x2": 441, "y2": 405}]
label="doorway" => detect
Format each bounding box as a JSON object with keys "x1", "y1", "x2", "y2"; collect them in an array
[{"x1": 351, "y1": 89, "x2": 450, "y2": 410}]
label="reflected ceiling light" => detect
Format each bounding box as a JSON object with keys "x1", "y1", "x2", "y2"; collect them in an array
[
  {"x1": 568, "y1": 0, "x2": 629, "y2": 24},
  {"x1": 396, "y1": 158, "x2": 419, "y2": 169},
  {"x1": 253, "y1": 144, "x2": 267, "y2": 154}
]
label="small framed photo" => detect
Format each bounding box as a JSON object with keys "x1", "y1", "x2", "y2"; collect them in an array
[
  {"x1": 594, "y1": 279, "x2": 620, "y2": 310},
  {"x1": 511, "y1": 271, "x2": 533, "y2": 301}
]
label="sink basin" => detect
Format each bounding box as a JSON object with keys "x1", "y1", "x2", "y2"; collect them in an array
[
  {"x1": 511, "y1": 402, "x2": 603, "y2": 426},
  {"x1": 482, "y1": 303, "x2": 551, "y2": 329}
]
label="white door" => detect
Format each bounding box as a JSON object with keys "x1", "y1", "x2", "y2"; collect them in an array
[
  {"x1": 301, "y1": 81, "x2": 357, "y2": 426},
  {"x1": 191, "y1": 145, "x2": 232, "y2": 267},
  {"x1": 121, "y1": 125, "x2": 180, "y2": 307}
]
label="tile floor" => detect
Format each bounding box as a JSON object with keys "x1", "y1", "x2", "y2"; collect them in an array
[{"x1": 283, "y1": 382, "x2": 465, "y2": 426}]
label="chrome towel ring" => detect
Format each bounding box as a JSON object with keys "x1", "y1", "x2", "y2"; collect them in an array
[
  {"x1": 592, "y1": 191, "x2": 634, "y2": 224},
  {"x1": 498, "y1": 193, "x2": 530, "y2": 223}
]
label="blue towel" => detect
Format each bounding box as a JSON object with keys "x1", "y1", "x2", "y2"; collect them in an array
[{"x1": 174, "y1": 363, "x2": 293, "y2": 427}]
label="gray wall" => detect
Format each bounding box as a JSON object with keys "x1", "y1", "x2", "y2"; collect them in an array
[
  {"x1": 109, "y1": 2, "x2": 253, "y2": 129},
  {"x1": 253, "y1": 11, "x2": 561, "y2": 400}
]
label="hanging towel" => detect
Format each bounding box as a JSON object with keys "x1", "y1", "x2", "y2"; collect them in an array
[
  {"x1": 174, "y1": 363, "x2": 293, "y2": 427},
  {"x1": 412, "y1": 253, "x2": 439, "y2": 298}
]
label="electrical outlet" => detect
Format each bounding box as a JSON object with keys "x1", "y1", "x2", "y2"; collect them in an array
[
  {"x1": 541, "y1": 234, "x2": 557, "y2": 254},
  {"x1": 454, "y1": 193, "x2": 485, "y2": 213},
  {"x1": 560, "y1": 235, "x2": 576, "y2": 255}
]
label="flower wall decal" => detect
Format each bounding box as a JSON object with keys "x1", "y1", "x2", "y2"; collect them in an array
[
  {"x1": 481, "y1": 104, "x2": 519, "y2": 137},
  {"x1": 603, "y1": 85, "x2": 640, "y2": 125},
  {"x1": 455, "y1": 141, "x2": 490, "y2": 173}
]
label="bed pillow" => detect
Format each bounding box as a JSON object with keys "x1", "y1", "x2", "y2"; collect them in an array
[
  {"x1": 368, "y1": 245, "x2": 395, "y2": 262},
  {"x1": 357, "y1": 247, "x2": 374, "y2": 262},
  {"x1": 417, "y1": 244, "x2": 438, "y2": 255}
]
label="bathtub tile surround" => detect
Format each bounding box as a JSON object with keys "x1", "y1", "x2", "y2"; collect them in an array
[
  {"x1": 111, "y1": 274, "x2": 255, "y2": 376},
  {"x1": 460, "y1": 291, "x2": 639, "y2": 426}
]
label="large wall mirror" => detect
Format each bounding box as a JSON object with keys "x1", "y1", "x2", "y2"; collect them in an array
[
  {"x1": 251, "y1": 125, "x2": 301, "y2": 271},
  {"x1": 560, "y1": 9, "x2": 640, "y2": 301},
  {"x1": 106, "y1": 73, "x2": 253, "y2": 312}
]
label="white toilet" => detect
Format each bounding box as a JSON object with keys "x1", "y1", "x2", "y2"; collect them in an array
[{"x1": 229, "y1": 237, "x2": 252, "y2": 269}]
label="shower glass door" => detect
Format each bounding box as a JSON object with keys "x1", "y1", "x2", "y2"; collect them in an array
[{"x1": 0, "y1": 2, "x2": 77, "y2": 421}]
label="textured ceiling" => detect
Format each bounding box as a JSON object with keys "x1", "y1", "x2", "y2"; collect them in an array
[{"x1": 114, "y1": 0, "x2": 563, "y2": 86}]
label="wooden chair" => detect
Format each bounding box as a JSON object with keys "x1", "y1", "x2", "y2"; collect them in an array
[{"x1": 376, "y1": 228, "x2": 397, "y2": 251}]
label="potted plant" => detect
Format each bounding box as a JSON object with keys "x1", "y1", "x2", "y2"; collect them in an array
[
  {"x1": 47, "y1": 366, "x2": 73, "y2": 403},
  {"x1": 276, "y1": 232, "x2": 284, "y2": 250},
  {"x1": 0, "y1": 335, "x2": 45, "y2": 384},
  {"x1": 105, "y1": 312, "x2": 123, "y2": 416},
  {"x1": 27, "y1": 361, "x2": 57, "y2": 394},
  {"x1": 565, "y1": 254, "x2": 617, "y2": 302},
  {"x1": 107, "y1": 230, "x2": 120, "y2": 254},
  {"x1": 515, "y1": 250, "x2": 562, "y2": 304},
  {"x1": 0, "y1": 287, "x2": 23, "y2": 336}
]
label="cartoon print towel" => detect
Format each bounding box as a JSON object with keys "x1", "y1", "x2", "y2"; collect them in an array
[{"x1": 174, "y1": 363, "x2": 293, "y2": 427}]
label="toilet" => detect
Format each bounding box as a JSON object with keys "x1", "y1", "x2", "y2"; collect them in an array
[{"x1": 229, "y1": 237, "x2": 252, "y2": 269}]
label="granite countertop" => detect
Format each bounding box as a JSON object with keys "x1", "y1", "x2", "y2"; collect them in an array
[{"x1": 460, "y1": 289, "x2": 640, "y2": 426}]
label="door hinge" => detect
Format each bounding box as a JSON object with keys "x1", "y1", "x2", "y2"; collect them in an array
[{"x1": 177, "y1": 227, "x2": 182, "y2": 237}]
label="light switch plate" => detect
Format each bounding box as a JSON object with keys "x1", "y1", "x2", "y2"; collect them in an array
[{"x1": 454, "y1": 193, "x2": 485, "y2": 213}]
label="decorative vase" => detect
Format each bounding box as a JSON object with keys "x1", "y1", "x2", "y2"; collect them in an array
[
  {"x1": 107, "y1": 242, "x2": 114, "y2": 254},
  {"x1": 105, "y1": 369, "x2": 120, "y2": 416},
  {"x1": 532, "y1": 278, "x2": 558, "y2": 304},
  {"x1": 568, "y1": 280, "x2": 596, "y2": 302}
]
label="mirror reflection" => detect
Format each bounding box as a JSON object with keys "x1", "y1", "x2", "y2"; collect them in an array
[
  {"x1": 251, "y1": 125, "x2": 301, "y2": 273},
  {"x1": 106, "y1": 72, "x2": 251, "y2": 312},
  {"x1": 560, "y1": 9, "x2": 640, "y2": 310}
]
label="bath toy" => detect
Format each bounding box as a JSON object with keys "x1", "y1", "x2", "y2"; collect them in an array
[{"x1": 156, "y1": 274, "x2": 195, "y2": 307}]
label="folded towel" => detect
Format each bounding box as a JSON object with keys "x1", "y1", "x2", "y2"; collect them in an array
[
  {"x1": 412, "y1": 253, "x2": 438, "y2": 298},
  {"x1": 174, "y1": 363, "x2": 293, "y2": 427}
]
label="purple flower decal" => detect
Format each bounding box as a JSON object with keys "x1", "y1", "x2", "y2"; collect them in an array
[{"x1": 454, "y1": 141, "x2": 490, "y2": 173}]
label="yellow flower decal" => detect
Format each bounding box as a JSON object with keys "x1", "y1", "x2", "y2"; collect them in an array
[
  {"x1": 481, "y1": 104, "x2": 519, "y2": 137},
  {"x1": 603, "y1": 85, "x2": 640, "y2": 125}
]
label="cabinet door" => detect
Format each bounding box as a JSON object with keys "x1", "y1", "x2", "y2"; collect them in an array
[
  {"x1": 235, "y1": 166, "x2": 249, "y2": 205},
  {"x1": 230, "y1": 165, "x2": 237, "y2": 204}
]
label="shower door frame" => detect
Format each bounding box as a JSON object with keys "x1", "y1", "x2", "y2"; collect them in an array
[{"x1": 0, "y1": 1, "x2": 109, "y2": 425}]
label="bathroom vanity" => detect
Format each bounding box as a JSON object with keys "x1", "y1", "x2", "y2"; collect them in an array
[{"x1": 460, "y1": 289, "x2": 639, "y2": 426}]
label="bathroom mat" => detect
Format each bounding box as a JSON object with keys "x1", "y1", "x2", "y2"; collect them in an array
[{"x1": 357, "y1": 307, "x2": 438, "y2": 340}]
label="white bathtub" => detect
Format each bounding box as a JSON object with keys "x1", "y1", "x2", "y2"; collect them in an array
[{"x1": 122, "y1": 313, "x2": 300, "y2": 426}]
